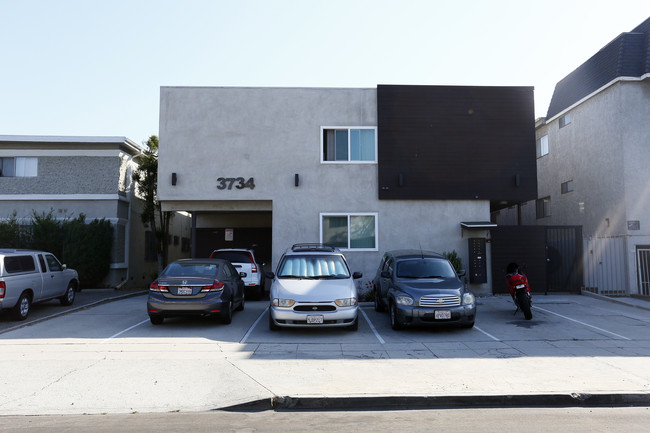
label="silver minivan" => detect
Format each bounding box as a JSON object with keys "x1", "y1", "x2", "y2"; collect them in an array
[{"x1": 0, "y1": 249, "x2": 79, "y2": 320}]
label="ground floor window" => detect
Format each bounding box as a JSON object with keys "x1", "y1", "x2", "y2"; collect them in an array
[{"x1": 320, "y1": 213, "x2": 377, "y2": 250}]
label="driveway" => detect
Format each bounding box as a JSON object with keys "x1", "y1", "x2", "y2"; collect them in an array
[{"x1": 0, "y1": 293, "x2": 649, "y2": 415}]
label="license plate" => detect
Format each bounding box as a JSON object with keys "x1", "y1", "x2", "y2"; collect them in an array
[
  {"x1": 307, "y1": 315, "x2": 324, "y2": 324},
  {"x1": 434, "y1": 310, "x2": 451, "y2": 320},
  {"x1": 177, "y1": 287, "x2": 193, "y2": 295}
]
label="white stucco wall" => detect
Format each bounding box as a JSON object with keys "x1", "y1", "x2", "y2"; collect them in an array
[{"x1": 159, "y1": 87, "x2": 492, "y2": 295}]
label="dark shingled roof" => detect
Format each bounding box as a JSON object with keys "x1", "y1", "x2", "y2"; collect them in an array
[{"x1": 546, "y1": 17, "x2": 650, "y2": 119}]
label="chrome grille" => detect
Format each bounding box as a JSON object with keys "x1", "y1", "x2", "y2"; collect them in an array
[{"x1": 419, "y1": 295, "x2": 461, "y2": 307}]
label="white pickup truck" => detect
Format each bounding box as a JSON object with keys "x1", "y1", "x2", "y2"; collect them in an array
[{"x1": 0, "y1": 249, "x2": 79, "y2": 321}]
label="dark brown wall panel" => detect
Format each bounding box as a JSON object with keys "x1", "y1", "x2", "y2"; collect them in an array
[{"x1": 377, "y1": 85, "x2": 537, "y2": 201}]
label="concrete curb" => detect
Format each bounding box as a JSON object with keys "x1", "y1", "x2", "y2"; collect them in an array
[
  {"x1": 221, "y1": 393, "x2": 650, "y2": 412},
  {"x1": 581, "y1": 290, "x2": 650, "y2": 312}
]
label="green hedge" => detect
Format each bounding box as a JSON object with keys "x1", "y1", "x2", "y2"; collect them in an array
[{"x1": 0, "y1": 211, "x2": 113, "y2": 288}]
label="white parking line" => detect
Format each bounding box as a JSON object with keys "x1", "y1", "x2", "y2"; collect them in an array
[
  {"x1": 100, "y1": 319, "x2": 149, "y2": 344},
  {"x1": 533, "y1": 306, "x2": 631, "y2": 340},
  {"x1": 359, "y1": 307, "x2": 385, "y2": 344},
  {"x1": 473, "y1": 325, "x2": 500, "y2": 341},
  {"x1": 240, "y1": 306, "x2": 268, "y2": 343}
]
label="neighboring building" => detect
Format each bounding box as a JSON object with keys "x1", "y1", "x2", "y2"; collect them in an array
[
  {"x1": 158, "y1": 85, "x2": 537, "y2": 296},
  {"x1": 0, "y1": 135, "x2": 191, "y2": 288},
  {"x1": 494, "y1": 17, "x2": 650, "y2": 297}
]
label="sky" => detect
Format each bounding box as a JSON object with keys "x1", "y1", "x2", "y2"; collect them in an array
[{"x1": 2, "y1": 0, "x2": 649, "y2": 148}]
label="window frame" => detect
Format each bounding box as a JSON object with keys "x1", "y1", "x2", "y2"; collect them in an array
[
  {"x1": 319, "y1": 212, "x2": 379, "y2": 251},
  {"x1": 561, "y1": 180, "x2": 574, "y2": 194},
  {"x1": 536, "y1": 134, "x2": 549, "y2": 158},
  {"x1": 559, "y1": 113, "x2": 572, "y2": 128},
  {"x1": 0, "y1": 157, "x2": 38, "y2": 177},
  {"x1": 320, "y1": 126, "x2": 378, "y2": 164}
]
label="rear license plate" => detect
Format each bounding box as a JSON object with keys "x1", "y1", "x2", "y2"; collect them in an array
[
  {"x1": 177, "y1": 287, "x2": 193, "y2": 295},
  {"x1": 434, "y1": 310, "x2": 451, "y2": 320},
  {"x1": 307, "y1": 315, "x2": 324, "y2": 324}
]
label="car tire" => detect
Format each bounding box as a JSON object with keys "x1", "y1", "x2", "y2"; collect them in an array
[
  {"x1": 221, "y1": 300, "x2": 233, "y2": 324},
  {"x1": 389, "y1": 302, "x2": 403, "y2": 330},
  {"x1": 461, "y1": 321, "x2": 475, "y2": 329},
  {"x1": 373, "y1": 287, "x2": 384, "y2": 312},
  {"x1": 59, "y1": 283, "x2": 76, "y2": 306},
  {"x1": 12, "y1": 292, "x2": 31, "y2": 321},
  {"x1": 236, "y1": 291, "x2": 245, "y2": 311},
  {"x1": 347, "y1": 317, "x2": 359, "y2": 331},
  {"x1": 150, "y1": 316, "x2": 164, "y2": 325},
  {"x1": 269, "y1": 311, "x2": 279, "y2": 331}
]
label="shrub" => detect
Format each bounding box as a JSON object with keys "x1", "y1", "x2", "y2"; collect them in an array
[{"x1": 443, "y1": 250, "x2": 463, "y2": 272}]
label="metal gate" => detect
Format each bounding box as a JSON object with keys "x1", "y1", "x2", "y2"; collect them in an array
[
  {"x1": 491, "y1": 226, "x2": 583, "y2": 294},
  {"x1": 638, "y1": 246, "x2": 650, "y2": 296}
]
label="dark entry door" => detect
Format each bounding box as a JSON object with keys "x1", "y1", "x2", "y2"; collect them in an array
[{"x1": 491, "y1": 226, "x2": 582, "y2": 294}]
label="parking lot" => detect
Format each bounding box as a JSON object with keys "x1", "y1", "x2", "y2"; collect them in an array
[{"x1": 1, "y1": 292, "x2": 649, "y2": 415}]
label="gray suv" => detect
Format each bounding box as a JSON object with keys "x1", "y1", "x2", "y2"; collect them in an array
[
  {"x1": 374, "y1": 250, "x2": 476, "y2": 329},
  {"x1": 0, "y1": 249, "x2": 79, "y2": 320}
]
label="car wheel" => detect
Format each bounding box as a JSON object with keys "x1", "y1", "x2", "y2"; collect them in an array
[
  {"x1": 12, "y1": 292, "x2": 31, "y2": 321},
  {"x1": 221, "y1": 300, "x2": 233, "y2": 324},
  {"x1": 150, "y1": 316, "x2": 164, "y2": 325},
  {"x1": 373, "y1": 287, "x2": 384, "y2": 312},
  {"x1": 269, "y1": 311, "x2": 279, "y2": 331},
  {"x1": 461, "y1": 321, "x2": 475, "y2": 329},
  {"x1": 389, "y1": 302, "x2": 403, "y2": 330},
  {"x1": 236, "y1": 291, "x2": 245, "y2": 311},
  {"x1": 59, "y1": 283, "x2": 76, "y2": 306},
  {"x1": 347, "y1": 317, "x2": 359, "y2": 331}
]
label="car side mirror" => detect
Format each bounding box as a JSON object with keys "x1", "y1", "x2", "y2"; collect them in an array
[
  {"x1": 240, "y1": 272, "x2": 247, "y2": 278},
  {"x1": 380, "y1": 270, "x2": 390, "y2": 279},
  {"x1": 265, "y1": 271, "x2": 275, "y2": 280},
  {"x1": 353, "y1": 272, "x2": 363, "y2": 279},
  {"x1": 456, "y1": 269, "x2": 466, "y2": 277}
]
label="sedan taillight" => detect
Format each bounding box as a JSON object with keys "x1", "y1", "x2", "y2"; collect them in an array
[
  {"x1": 149, "y1": 281, "x2": 169, "y2": 292},
  {"x1": 0, "y1": 281, "x2": 5, "y2": 298},
  {"x1": 201, "y1": 281, "x2": 225, "y2": 292}
]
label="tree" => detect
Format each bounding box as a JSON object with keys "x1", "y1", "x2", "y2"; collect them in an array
[{"x1": 132, "y1": 135, "x2": 172, "y2": 274}]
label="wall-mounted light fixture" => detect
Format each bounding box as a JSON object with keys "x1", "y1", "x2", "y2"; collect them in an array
[
  {"x1": 171, "y1": 172, "x2": 177, "y2": 186},
  {"x1": 514, "y1": 173, "x2": 521, "y2": 187},
  {"x1": 295, "y1": 173, "x2": 300, "y2": 187},
  {"x1": 398, "y1": 173, "x2": 404, "y2": 187}
]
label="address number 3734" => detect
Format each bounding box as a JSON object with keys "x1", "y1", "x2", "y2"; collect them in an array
[{"x1": 217, "y1": 177, "x2": 255, "y2": 190}]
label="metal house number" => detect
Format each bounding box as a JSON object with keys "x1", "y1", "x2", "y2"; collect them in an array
[{"x1": 216, "y1": 177, "x2": 255, "y2": 190}]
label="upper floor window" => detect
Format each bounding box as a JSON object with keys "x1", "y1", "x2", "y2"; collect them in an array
[
  {"x1": 320, "y1": 212, "x2": 377, "y2": 250},
  {"x1": 561, "y1": 180, "x2": 574, "y2": 194},
  {"x1": 0, "y1": 157, "x2": 38, "y2": 177},
  {"x1": 321, "y1": 127, "x2": 377, "y2": 163},
  {"x1": 536, "y1": 135, "x2": 549, "y2": 158},
  {"x1": 559, "y1": 113, "x2": 572, "y2": 128}
]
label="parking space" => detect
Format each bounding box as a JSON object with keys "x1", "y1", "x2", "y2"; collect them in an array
[{"x1": 2, "y1": 294, "x2": 650, "y2": 359}]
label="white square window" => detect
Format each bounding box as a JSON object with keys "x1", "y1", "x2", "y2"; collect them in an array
[
  {"x1": 321, "y1": 127, "x2": 377, "y2": 163},
  {"x1": 559, "y1": 113, "x2": 572, "y2": 128},
  {"x1": 320, "y1": 213, "x2": 378, "y2": 250},
  {"x1": 0, "y1": 157, "x2": 38, "y2": 177}
]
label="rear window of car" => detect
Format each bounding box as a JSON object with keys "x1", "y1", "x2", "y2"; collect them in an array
[
  {"x1": 396, "y1": 258, "x2": 456, "y2": 279},
  {"x1": 3, "y1": 255, "x2": 36, "y2": 274},
  {"x1": 211, "y1": 251, "x2": 252, "y2": 263},
  {"x1": 277, "y1": 255, "x2": 350, "y2": 279},
  {"x1": 161, "y1": 262, "x2": 220, "y2": 278}
]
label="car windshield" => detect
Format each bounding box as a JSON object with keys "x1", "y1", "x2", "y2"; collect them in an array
[
  {"x1": 277, "y1": 255, "x2": 350, "y2": 279},
  {"x1": 161, "y1": 262, "x2": 219, "y2": 278},
  {"x1": 211, "y1": 251, "x2": 251, "y2": 263},
  {"x1": 396, "y1": 258, "x2": 457, "y2": 279}
]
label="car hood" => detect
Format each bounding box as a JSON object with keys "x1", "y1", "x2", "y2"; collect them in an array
[
  {"x1": 395, "y1": 279, "x2": 463, "y2": 296},
  {"x1": 273, "y1": 278, "x2": 356, "y2": 302}
]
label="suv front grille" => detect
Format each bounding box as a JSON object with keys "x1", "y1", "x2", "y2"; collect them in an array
[
  {"x1": 293, "y1": 305, "x2": 336, "y2": 312},
  {"x1": 419, "y1": 295, "x2": 461, "y2": 307}
]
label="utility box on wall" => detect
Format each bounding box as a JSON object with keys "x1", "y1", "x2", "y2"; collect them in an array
[{"x1": 468, "y1": 238, "x2": 487, "y2": 284}]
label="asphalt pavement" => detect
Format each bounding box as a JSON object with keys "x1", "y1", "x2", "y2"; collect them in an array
[{"x1": 0, "y1": 290, "x2": 649, "y2": 415}]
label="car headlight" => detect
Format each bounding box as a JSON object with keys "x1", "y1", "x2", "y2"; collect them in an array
[
  {"x1": 335, "y1": 298, "x2": 357, "y2": 307},
  {"x1": 395, "y1": 295, "x2": 414, "y2": 306},
  {"x1": 272, "y1": 298, "x2": 295, "y2": 307},
  {"x1": 462, "y1": 292, "x2": 475, "y2": 305}
]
